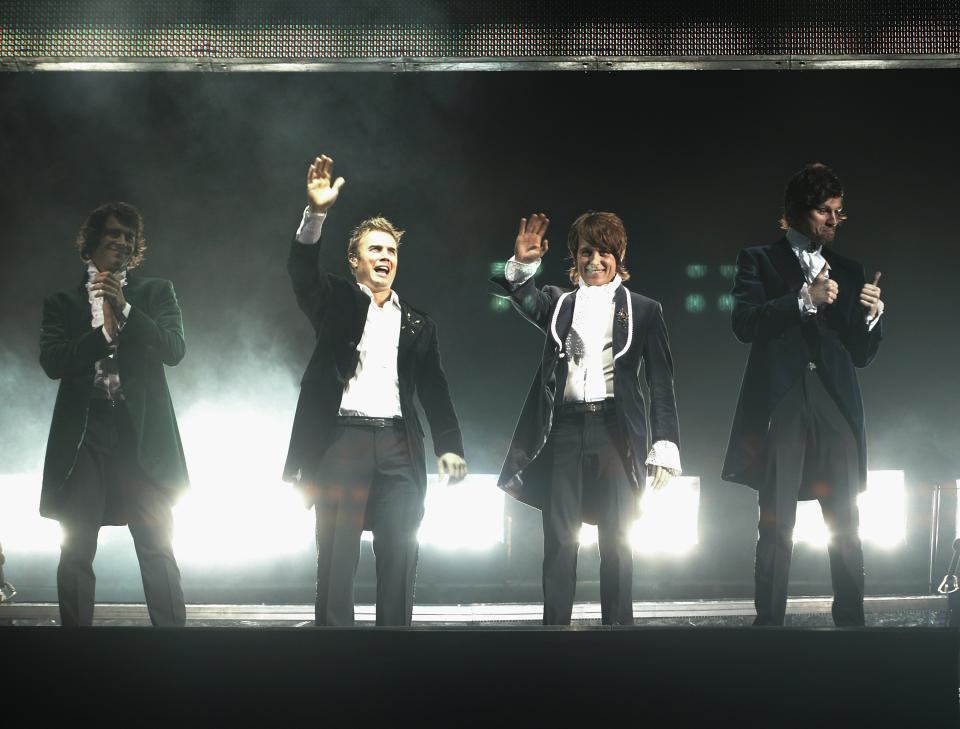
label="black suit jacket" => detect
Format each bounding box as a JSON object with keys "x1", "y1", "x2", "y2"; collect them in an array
[
  {"x1": 492, "y1": 274, "x2": 680, "y2": 522},
  {"x1": 39, "y1": 273, "x2": 190, "y2": 519},
  {"x1": 283, "y1": 240, "x2": 464, "y2": 494},
  {"x1": 722, "y1": 237, "x2": 883, "y2": 494}
]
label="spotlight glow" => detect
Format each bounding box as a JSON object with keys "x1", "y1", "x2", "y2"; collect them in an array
[
  {"x1": 793, "y1": 470, "x2": 906, "y2": 549},
  {"x1": 579, "y1": 476, "x2": 701, "y2": 555},
  {"x1": 0, "y1": 474, "x2": 62, "y2": 553}
]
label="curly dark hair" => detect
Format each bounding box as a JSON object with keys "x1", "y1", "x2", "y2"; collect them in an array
[
  {"x1": 566, "y1": 211, "x2": 631, "y2": 285},
  {"x1": 780, "y1": 163, "x2": 847, "y2": 230},
  {"x1": 74, "y1": 202, "x2": 147, "y2": 269}
]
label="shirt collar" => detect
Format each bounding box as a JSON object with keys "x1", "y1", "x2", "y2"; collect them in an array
[
  {"x1": 86, "y1": 262, "x2": 127, "y2": 286},
  {"x1": 577, "y1": 273, "x2": 622, "y2": 298},
  {"x1": 358, "y1": 282, "x2": 400, "y2": 310},
  {"x1": 785, "y1": 227, "x2": 820, "y2": 254}
]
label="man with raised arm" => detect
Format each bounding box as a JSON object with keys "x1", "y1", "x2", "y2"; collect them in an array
[
  {"x1": 284, "y1": 155, "x2": 467, "y2": 626},
  {"x1": 723, "y1": 163, "x2": 884, "y2": 626},
  {"x1": 492, "y1": 211, "x2": 681, "y2": 625}
]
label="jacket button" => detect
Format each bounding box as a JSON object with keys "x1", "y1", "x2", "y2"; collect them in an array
[{"x1": 558, "y1": 352, "x2": 565, "y2": 359}]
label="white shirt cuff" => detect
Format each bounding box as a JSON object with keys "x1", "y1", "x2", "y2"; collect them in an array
[
  {"x1": 866, "y1": 300, "x2": 884, "y2": 331},
  {"x1": 295, "y1": 206, "x2": 326, "y2": 245},
  {"x1": 504, "y1": 256, "x2": 540, "y2": 287},
  {"x1": 645, "y1": 440, "x2": 682, "y2": 476},
  {"x1": 798, "y1": 284, "x2": 817, "y2": 315}
]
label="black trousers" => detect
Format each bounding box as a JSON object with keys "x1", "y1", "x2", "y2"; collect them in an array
[
  {"x1": 542, "y1": 409, "x2": 635, "y2": 626},
  {"x1": 755, "y1": 367, "x2": 865, "y2": 627},
  {"x1": 312, "y1": 423, "x2": 423, "y2": 627},
  {"x1": 56, "y1": 400, "x2": 185, "y2": 627}
]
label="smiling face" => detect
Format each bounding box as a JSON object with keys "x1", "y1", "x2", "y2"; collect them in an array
[
  {"x1": 794, "y1": 196, "x2": 844, "y2": 246},
  {"x1": 576, "y1": 239, "x2": 618, "y2": 286},
  {"x1": 350, "y1": 229, "x2": 398, "y2": 293},
  {"x1": 89, "y1": 214, "x2": 137, "y2": 272}
]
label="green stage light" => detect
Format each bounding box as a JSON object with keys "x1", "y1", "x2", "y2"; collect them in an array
[
  {"x1": 684, "y1": 294, "x2": 705, "y2": 313},
  {"x1": 718, "y1": 264, "x2": 736, "y2": 279},
  {"x1": 685, "y1": 264, "x2": 707, "y2": 279},
  {"x1": 717, "y1": 294, "x2": 734, "y2": 312}
]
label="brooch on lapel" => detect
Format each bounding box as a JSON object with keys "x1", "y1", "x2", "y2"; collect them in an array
[
  {"x1": 616, "y1": 307, "x2": 629, "y2": 328},
  {"x1": 401, "y1": 309, "x2": 422, "y2": 335}
]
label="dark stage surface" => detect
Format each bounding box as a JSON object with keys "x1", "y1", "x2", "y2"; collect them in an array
[{"x1": 5, "y1": 624, "x2": 958, "y2": 726}]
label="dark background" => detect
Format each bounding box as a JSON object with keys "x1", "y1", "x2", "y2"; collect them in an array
[{"x1": 1, "y1": 69, "x2": 956, "y2": 603}]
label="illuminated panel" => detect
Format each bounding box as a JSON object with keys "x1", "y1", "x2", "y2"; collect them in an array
[
  {"x1": 0, "y1": 3, "x2": 957, "y2": 62},
  {"x1": 0, "y1": 474, "x2": 62, "y2": 554},
  {"x1": 794, "y1": 469, "x2": 906, "y2": 549},
  {"x1": 579, "y1": 476, "x2": 700, "y2": 555}
]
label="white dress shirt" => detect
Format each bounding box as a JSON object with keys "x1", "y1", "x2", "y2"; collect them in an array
[
  {"x1": 86, "y1": 263, "x2": 131, "y2": 400},
  {"x1": 295, "y1": 207, "x2": 403, "y2": 418},
  {"x1": 504, "y1": 256, "x2": 682, "y2": 475},
  {"x1": 786, "y1": 227, "x2": 883, "y2": 330}
]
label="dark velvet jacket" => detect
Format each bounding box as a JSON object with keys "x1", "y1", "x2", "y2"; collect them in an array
[
  {"x1": 492, "y1": 274, "x2": 680, "y2": 522},
  {"x1": 722, "y1": 237, "x2": 883, "y2": 494},
  {"x1": 283, "y1": 240, "x2": 464, "y2": 495},
  {"x1": 39, "y1": 273, "x2": 189, "y2": 519}
]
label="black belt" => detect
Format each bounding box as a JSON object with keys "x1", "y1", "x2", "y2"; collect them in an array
[
  {"x1": 337, "y1": 415, "x2": 404, "y2": 429},
  {"x1": 559, "y1": 399, "x2": 616, "y2": 415}
]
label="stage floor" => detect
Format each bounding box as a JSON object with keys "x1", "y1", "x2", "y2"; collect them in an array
[{"x1": 0, "y1": 594, "x2": 947, "y2": 627}]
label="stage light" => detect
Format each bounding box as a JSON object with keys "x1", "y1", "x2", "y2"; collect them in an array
[
  {"x1": 579, "y1": 477, "x2": 701, "y2": 555},
  {"x1": 684, "y1": 294, "x2": 705, "y2": 313},
  {"x1": 716, "y1": 293, "x2": 734, "y2": 312},
  {"x1": 718, "y1": 264, "x2": 737, "y2": 279},
  {"x1": 685, "y1": 264, "x2": 707, "y2": 279},
  {"x1": 417, "y1": 474, "x2": 505, "y2": 549},
  {"x1": 489, "y1": 262, "x2": 506, "y2": 276},
  {"x1": 793, "y1": 470, "x2": 906, "y2": 549},
  {"x1": 359, "y1": 475, "x2": 506, "y2": 549},
  {"x1": 0, "y1": 474, "x2": 62, "y2": 554}
]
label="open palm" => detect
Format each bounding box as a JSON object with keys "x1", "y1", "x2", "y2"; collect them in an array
[
  {"x1": 307, "y1": 154, "x2": 346, "y2": 212},
  {"x1": 515, "y1": 212, "x2": 550, "y2": 263}
]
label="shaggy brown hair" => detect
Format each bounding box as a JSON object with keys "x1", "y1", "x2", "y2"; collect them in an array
[
  {"x1": 779, "y1": 162, "x2": 847, "y2": 230},
  {"x1": 74, "y1": 202, "x2": 147, "y2": 270},
  {"x1": 566, "y1": 211, "x2": 631, "y2": 284}
]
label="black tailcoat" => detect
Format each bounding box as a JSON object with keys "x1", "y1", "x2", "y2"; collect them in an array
[
  {"x1": 283, "y1": 241, "x2": 463, "y2": 495},
  {"x1": 492, "y1": 275, "x2": 680, "y2": 521},
  {"x1": 39, "y1": 274, "x2": 190, "y2": 519},
  {"x1": 722, "y1": 237, "x2": 883, "y2": 494}
]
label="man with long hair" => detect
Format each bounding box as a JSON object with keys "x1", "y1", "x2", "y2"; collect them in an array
[
  {"x1": 284, "y1": 155, "x2": 466, "y2": 626},
  {"x1": 40, "y1": 202, "x2": 188, "y2": 626},
  {"x1": 723, "y1": 163, "x2": 884, "y2": 626},
  {"x1": 492, "y1": 211, "x2": 681, "y2": 625}
]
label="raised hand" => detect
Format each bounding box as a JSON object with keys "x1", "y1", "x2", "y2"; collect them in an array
[
  {"x1": 859, "y1": 271, "x2": 882, "y2": 320},
  {"x1": 515, "y1": 213, "x2": 550, "y2": 263},
  {"x1": 306, "y1": 154, "x2": 346, "y2": 213},
  {"x1": 808, "y1": 261, "x2": 838, "y2": 307}
]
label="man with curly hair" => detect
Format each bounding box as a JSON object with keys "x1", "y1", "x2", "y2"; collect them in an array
[
  {"x1": 492, "y1": 211, "x2": 681, "y2": 625},
  {"x1": 40, "y1": 202, "x2": 189, "y2": 627}
]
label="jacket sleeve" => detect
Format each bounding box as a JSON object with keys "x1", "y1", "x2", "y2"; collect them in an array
[
  {"x1": 490, "y1": 274, "x2": 557, "y2": 333},
  {"x1": 117, "y1": 280, "x2": 186, "y2": 366},
  {"x1": 288, "y1": 239, "x2": 333, "y2": 332},
  {"x1": 836, "y1": 263, "x2": 883, "y2": 368},
  {"x1": 416, "y1": 323, "x2": 465, "y2": 458},
  {"x1": 642, "y1": 303, "x2": 681, "y2": 448},
  {"x1": 39, "y1": 293, "x2": 112, "y2": 379},
  {"x1": 731, "y1": 248, "x2": 803, "y2": 343}
]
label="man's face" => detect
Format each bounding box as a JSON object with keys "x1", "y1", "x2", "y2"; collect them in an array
[
  {"x1": 90, "y1": 214, "x2": 136, "y2": 272},
  {"x1": 351, "y1": 230, "x2": 398, "y2": 293},
  {"x1": 795, "y1": 196, "x2": 843, "y2": 246},
  {"x1": 576, "y1": 239, "x2": 618, "y2": 286}
]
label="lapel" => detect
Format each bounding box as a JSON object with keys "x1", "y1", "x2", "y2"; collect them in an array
[
  {"x1": 550, "y1": 289, "x2": 577, "y2": 352},
  {"x1": 612, "y1": 283, "x2": 632, "y2": 362},
  {"x1": 397, "y1": 298, "x2": 423, "y2": 367},
  {"x1": 768, "y1": 236, "x2": 806, "y2": 294}
]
